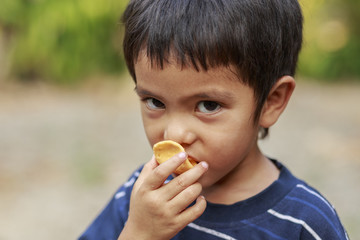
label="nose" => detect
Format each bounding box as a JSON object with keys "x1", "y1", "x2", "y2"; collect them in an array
[{"x1": 163, "y1": 117, "x2": 196, "y2": 145}]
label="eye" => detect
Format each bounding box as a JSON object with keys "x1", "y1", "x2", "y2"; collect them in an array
[
  {"x1": 197, "y1": 101, "x2": 221, "y2": 114},
  {"x1": 145, "y1": 98, "x2": 165, "y2": 110}
]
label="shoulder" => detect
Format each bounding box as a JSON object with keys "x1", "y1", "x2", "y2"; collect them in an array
[
  {"x1": 269, "y1": 180, "x2": 349, "y2": 239},
  {"x1": 114, "y1": 167, "x2": 142, "y2": 201},
  {"x1": 78, "y1": 166, "x2": 144, "y2": 240},
  {"x1": 110, "y1": 166, "x2": 145, "y2": 217}
]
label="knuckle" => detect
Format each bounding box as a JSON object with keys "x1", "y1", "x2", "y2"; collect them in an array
[
  {"x1": 145, "y1": 193, "x2": 161, "y2": 210},
  {"x1": 143, "y1": 160, "x2": 153, "y2": 168},
  {"x1": 186, "y1": 183, "x2": 201, "y2": 198},
  {"x1": 153, "y1": 166, "x2": 167, "y2": 179},
  {"x1": 193, "y1": 182, "x2": 202, "y2": 192},
  {"x1": 133, "y1": 178, "x2": 143, "y2": 190},
  {"x1": 166, "y1": 220, "x2": 182, "y2": 233},
  {"x1": 175, "y1": 175, "x2": 187, "y2": 189},
  {"x1": 136, "y1": 185, "x2": 147, "y2": 196}
]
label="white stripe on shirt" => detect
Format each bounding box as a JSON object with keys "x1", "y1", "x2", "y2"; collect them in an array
[
  {"x1": 124, "y1": 177, "x2": 136, "y2": 188},
  {"x1": 296, "y1": 184, "x2": 335, "y2": 214},
  {"x1": 187, "y1": 223, "x2": 237, "y2": 240},
  {"x1": 268, "y1": 209, "x2": 321, "y2": 240},
  {"x1": 114, "y1": 191, "x2": 126, "y2": 199}
]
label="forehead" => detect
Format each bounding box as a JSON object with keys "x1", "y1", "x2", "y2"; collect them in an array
[
  {"x1": 134, "y1": 54, "x2": 241, "y2": 84},
  {"x1": 134, "y1": 55, "x2": 254, "y2": 102}
]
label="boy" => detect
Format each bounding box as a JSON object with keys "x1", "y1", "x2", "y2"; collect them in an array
[{"x1": 79, "y1": 0, "x2": 349, "y2": 239}]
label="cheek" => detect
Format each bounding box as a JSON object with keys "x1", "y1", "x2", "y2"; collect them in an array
[
  {"x1": 207, "y1": 136, "x2": 246, "y2": 164},
  {"x1": 203, "y1": 119, "x2": 257, "y2": 166},
  {"x1": 141, "y1": 111, "x2": 167, "y2": 147}
]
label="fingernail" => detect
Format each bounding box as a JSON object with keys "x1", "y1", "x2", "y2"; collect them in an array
[
  {"x1": 197, "y1": 195, "x2": 206, "y2": 203},
  {"x1": 200, "y1": 161, "x2": 209, "y2": 170},
  {"x1": 178, "y1": 152, "x2": 187, "y2": 160}
]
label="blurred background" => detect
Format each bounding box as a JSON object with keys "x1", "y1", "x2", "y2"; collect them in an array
[{"x1": 0, "y1": 0, "x2": 359, "y2": 239}]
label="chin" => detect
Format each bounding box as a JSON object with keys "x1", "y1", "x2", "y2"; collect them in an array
[{"x1": 198, "y1": 175, "x2": 217, "y2": 189}]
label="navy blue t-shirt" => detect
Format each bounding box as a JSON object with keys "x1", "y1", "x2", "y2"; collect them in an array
[{"x1": 79, "y1": 160, "x2": 348, "y2": 240}]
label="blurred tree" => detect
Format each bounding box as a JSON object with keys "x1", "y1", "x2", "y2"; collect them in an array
[
  {"x1": 299, "y1": 0, "x2": 360, "y2": 80},
  {"x1": 1, "y1": 0, "x2": 359, "y2": 83},
  {"x1": 0, "y1": 0, "x2": 128, "y2": 84}
]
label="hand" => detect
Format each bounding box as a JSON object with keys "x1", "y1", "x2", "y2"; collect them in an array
[{"x1": 118, "y1": 153, "x2": 208, "y2": 240}]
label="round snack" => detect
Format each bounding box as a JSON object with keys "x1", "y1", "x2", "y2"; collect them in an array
[{"x1": 153, "y1": 140, "x2": 197, "y2": 174}]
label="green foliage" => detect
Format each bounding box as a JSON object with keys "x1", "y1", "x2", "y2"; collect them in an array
[
  {"x1": 0, "y1": 0, "x2": 129, "y2": 84},
  {"x1": 1, "y1": 0, "x2": 359, "y2": 83},
  {"x1": 298, "y1": 0, "x2": 360, "y2": 80}
]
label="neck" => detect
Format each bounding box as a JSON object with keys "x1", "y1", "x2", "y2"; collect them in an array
[{"x1": 202, "y1": 148, "x2": 280, "y2": 205}]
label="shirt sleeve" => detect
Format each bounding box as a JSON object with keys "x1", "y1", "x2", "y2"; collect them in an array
[{"x1": 78, "y1": 167, "x2": 142, "y2": 240}]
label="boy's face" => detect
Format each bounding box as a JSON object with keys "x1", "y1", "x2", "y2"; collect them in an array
[{"x1": 135, "y1": 56, "x2": 260, "y2": 188}]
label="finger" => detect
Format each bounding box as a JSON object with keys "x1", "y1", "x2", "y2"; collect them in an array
[
  {"x1": 144, "y1": 152, "x2": 188, "y2": 190},
  {"x1": 137, "y1": 155, "x2": 158, "y2": 179},
  {"x1": 170, "y1": 182, "x2": 203, "y2": 212},
  {"x1": 132, "y1": 156, "x2": 158, "y2": 190},
  {"x1": 176, "y1": 195, "x2": 207, "y2": 225},
  {"x1": 161, "y1": 161, "x2": 208, "y2": 199}
]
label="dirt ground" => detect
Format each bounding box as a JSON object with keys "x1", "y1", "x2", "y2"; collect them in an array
[{"x1": 0, "y1": 76, "x2": 359, "y2": 240}]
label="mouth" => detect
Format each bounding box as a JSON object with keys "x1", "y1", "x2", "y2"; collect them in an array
[
  {"x1": 153, "y1": 140, "x2": 199, "y2": 174},
  {"x1": 187, "y1": 155, "x2": 198, "y2": 167}
]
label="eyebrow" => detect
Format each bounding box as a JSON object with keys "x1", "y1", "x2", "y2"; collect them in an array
[
  {"x1": 134, "y1": 86, "x2": 156, "y2": 97},
  {"x1": 134, "y1": 86, "x2": 235, "y2": 101},
  {"x1": 191, "y1": 91, "x2": 235, "y2": 101}
]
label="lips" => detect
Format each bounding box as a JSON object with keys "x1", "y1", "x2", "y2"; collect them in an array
[
  {"x1": 187, "y1": 156, "x2": 198, "y2": 167},
  {"x1": 186, "y1": 155, "x2": 198, "y2": 166}
]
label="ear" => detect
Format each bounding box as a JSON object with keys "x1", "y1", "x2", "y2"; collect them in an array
[{"x1": 259, "y1": 76, "x2": 296, "y2": 128}]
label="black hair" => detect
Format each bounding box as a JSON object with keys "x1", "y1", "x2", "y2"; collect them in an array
[{"x1": 122, "y1": 0, "x2": 303, "y2": 138}]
